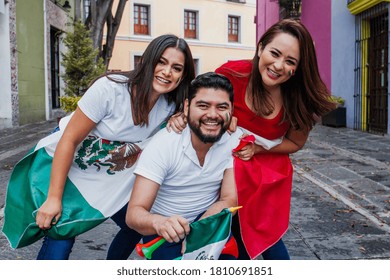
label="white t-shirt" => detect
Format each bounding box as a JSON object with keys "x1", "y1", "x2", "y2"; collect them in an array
[
  {"x1": 134, "y1": 127, "x2": 241, "y2": 222},
  {"x1": 77, "y1": 75, "x2": 175, "y2": 142}
]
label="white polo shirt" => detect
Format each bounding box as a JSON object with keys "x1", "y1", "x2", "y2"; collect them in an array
[{"x1": 134, "y1": 126, "x2": 241, "y2": 222}]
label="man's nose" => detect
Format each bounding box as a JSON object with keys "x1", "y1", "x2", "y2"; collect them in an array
[{"x1": 206, "y1": 107, "x2": 218, "y2": 118}]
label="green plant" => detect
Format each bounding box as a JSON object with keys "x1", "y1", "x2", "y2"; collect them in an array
[
  {"x1": 59, "y1": 95, "x2": 82, "y2": 112},
  {"x1": 60, "y1": 20, "x2": 106, "y2": 112},
  {"x1": 329, "y1": 95, "x2": 345, "y2": 107}
]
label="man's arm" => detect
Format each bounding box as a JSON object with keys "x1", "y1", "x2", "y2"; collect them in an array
[
  {"x1": 126, "y1": 175, "x2": 190, "y2": 243},
  {"x1": 200, "y1": 168, "x2": 237, "y2": 219}
]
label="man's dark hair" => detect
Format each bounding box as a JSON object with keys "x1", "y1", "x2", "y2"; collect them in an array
[{"x1": 188, "y1": 72, "x2": 234, "y2": 104}]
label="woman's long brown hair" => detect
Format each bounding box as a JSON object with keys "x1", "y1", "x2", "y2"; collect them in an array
[{"x1": 250, "y1": 19, "x2": 336, "y2": 132}]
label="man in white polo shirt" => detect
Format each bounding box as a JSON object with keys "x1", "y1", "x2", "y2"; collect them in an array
[{"x1": 126, "y1": 72, "x2": 241, "y2": 260}]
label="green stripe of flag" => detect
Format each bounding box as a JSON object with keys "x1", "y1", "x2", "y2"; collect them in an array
[
  {"x1": 3, "y1": 147, "x2": 106, "y2": 249},
  {"x1": 182, "y1": 209, "x2": 232, "y2": 259}
]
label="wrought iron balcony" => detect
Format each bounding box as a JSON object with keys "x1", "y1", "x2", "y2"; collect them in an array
[{"x1": 279, "y1": 0, "x2": 302, "y2": 19}]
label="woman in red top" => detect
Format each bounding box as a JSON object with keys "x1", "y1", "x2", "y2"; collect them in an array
[{"x1": 168, "y1": 19, "x2": 335, "y2": 259}]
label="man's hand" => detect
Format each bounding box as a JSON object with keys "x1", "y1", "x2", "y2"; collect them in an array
[{"x1": 153, "y1": 215, "x2": 190, "y2": 243}]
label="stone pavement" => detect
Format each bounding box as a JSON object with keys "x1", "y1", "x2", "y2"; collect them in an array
[{"x1": 0, "y1": 120, "x2": 389, "y2": 260}]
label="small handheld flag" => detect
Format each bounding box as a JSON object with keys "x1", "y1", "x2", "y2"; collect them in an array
[{"x1": 135, "y1": 207, "x2": 241, "y2": 260}]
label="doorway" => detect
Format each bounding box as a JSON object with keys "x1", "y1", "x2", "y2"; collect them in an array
[{"x1": 367, "y1": 12, "x2": 388, "y2": 134}]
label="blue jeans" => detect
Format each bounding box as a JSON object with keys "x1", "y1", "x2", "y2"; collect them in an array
[
  {"x1": 36, "y1": 204, "x2": 142, "y2": 260},
  {"x1": 232, "y1": 214, "x2": 290, "y2": 260}
]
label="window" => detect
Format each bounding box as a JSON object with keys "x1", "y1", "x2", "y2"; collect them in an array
[
  {"x1": 228, "y1": 16, "x2": 239, "y2": 42},
  {"x1": 193, "y1": 58, "x2": 199, "y2": 76},
  {"x1": 83, "y1": 0, "x2": 91, "y2": 21},
  {"x1": 184, "y1": 10, "x2": 197, "y2": 39},
  {"x1": 134, "y1": 4, "x2": 149, "y2": 35},
  {"x1": 50, "y1": 27, "x2": 61, "y2": 109},
  {"x1": 134, "y1": 55, "x2": 142, "y2": 68}
]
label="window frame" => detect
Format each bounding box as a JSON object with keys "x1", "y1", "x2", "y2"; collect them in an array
[
  {"x1": 134, "y1": 4, "x2": 150, "y2": 35},
  {"x1": 228, "y1": 15, "x2": 240, "y2": 43},
  {"x1": 184, "y1": 10, "x2": 198, "y2": 39}
]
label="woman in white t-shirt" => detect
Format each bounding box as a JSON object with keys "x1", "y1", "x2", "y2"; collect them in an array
[{"x1": 34, "y1": 34, "x2": 196, "y2": 259}]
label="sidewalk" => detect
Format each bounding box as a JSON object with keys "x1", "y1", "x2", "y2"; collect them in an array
[
  {"x1": 0, "y1": 121, "x2": 389, "y2": 260},
  {"x1": 288, "y1": 125, "x2": 390, "y2": 260}
]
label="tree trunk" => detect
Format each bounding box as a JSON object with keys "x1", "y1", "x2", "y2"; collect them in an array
[
  {"x1": 74, "y1": 0, "x2": 81, "y2": 21},
  {"x1": 103, "y1": 0, "x2": 127, "y2": 67},
  {"x1": 90, "y1": 0, "x2": 111, "y2": 54},
  {"x1": 85, "y1": 0, "x2": 128, "y2": 68}
]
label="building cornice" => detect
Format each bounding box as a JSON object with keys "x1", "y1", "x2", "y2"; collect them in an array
[
  {"x1": 115, "y1": 35, "x2": 256, "y2": 51},
  {"x1": 348, "y1": 0, "x2": 390, "y2": 15}
]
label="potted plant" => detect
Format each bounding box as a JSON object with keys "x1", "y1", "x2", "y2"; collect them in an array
[
  {"x1": 322, "y1": 95, "x2": 346, "y2": 127},
  {"x1": 59, "y1": 21, "x2": 105, "y2": 114}
]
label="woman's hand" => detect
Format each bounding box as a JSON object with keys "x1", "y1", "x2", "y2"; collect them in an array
[
  {"x1": 35, "y1": 197, "x2": 62, "y2": 230},
  {"x1": 233, "y1": 142, "x2": 257, "y2": 161},
  {"x1": 232, "y1": 134, "x2": 263, "y2": 160},
  {"x1": 166, "y1": 112, "x2": 187, "y2": 133}
]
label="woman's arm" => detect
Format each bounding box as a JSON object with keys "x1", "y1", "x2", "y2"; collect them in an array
[
  {"x1": 35, "y1": 108, "x2": 96, "y2": 230},
  {"x1": 233, "y1": 128, "x2": 309, "y2": 160}
]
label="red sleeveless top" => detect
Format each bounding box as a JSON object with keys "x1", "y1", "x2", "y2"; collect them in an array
[{"x1": 216, "y1": 60, "x2": 290, "y2": 140}]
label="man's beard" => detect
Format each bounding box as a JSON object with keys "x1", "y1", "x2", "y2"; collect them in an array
[{"x1": 188, "y1": 114, "x2": 229, "y2": 144}]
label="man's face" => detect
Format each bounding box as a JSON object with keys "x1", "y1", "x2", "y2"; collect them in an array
[{"x1": 186, "y1": 88, "x2": 232, "y2": 144}]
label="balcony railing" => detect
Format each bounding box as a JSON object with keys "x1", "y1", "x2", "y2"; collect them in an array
[{"x1": 279, "y1": 0, "x2": 302, "y2": 20}]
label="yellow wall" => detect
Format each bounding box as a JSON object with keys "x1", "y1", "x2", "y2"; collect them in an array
[{"x1": 109, "y1": 0, "x2": 256, "y2": 74}]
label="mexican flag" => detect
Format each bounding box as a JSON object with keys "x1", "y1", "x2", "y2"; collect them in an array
[
  {"x1": 181, "y1": 208, "x2": 237, "y2": 260},
  {"x1": 2, "y1": 120, "x2": 146, "y2": 249}
]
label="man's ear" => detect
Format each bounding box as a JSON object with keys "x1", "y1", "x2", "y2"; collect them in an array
[{"x1": 184, "y1": 99, "x2": 189, "y2": 117}]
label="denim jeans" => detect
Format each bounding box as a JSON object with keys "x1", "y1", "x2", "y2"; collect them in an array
[
  {"x1": 36, "y1": 236, "x2": 75, "y2": 260},
  {"x1": 232, "y1": 214, "x2": 290, "y2": 260},
  {"x1": 36, "y1": 204, "x2": 142, "y2": 260},
  {"x1": 106, "y1": 205, "x2": 142, "y2": 260}
]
